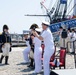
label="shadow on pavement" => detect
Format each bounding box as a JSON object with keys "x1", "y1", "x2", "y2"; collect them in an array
[
  {"x1": 50, "y1": 71, "x2": 59, "y2": 75},
  {"x1": 16, "y1": 62, "x2": 30, "y2": 65},
  {"x1": 22, "y1": 74, "x2": 34, "y2": 75},
  {"x1": 0, "y1": 64, "x2": 6, "y2": 66},
  {"x1": 21, "y1": 70, "x2": 43, "y2": 75},
  {"x1": 22, "y1": 71, "x2": 58, "y2": 75}
]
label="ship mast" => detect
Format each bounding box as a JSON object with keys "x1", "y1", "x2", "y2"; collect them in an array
[
  {"x1": 24, "y1": 0, "x2": 68, "y2": 24},
  {"x1": 73, "y1": 0, "x2": 76, "y2": 16}
]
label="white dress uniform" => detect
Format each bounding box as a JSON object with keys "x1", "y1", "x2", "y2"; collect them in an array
[
  {"x1": 67, "y1": 32, "x2": 72, "y2": 52},
  {"x1": 33, "y1": 37, "x2": 42, "y2": 73},
  {"x1": 41, "y1": 28, "x2": 55, "y2": 75},
  {"x1": 23, "y1": 39, "x2": 31, "y2": 62},
  {"x1": 58, "y1": 30, "x2": 63, "y2": 47},
  {"x1": 71, "y1": 32, "x2": 76, "y2": 52}
]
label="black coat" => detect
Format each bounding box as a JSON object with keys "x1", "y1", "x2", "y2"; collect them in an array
[
  {"x1": 1, "y1": 32, "x2": 11, "y2": 44},
  {"x1": 0, "y1": 35, "x2": 2, "y2": 53},
  {"x1": 0, "y1": 32, "x2": 12, "y2": 52}
]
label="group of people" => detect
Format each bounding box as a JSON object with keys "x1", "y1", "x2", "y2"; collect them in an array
[
  {"x1": 0, "y1": 21, "x2": 55, "y2": 75},
  {"x1": 0, "y1": 21, "x2": 76, "y2": 75},
  {"x1": 58, "y1": 26, "x2": 76, "y2": 54},
  {"x1": 23, "y1": 21, "x2": 55, "y2": 75}
]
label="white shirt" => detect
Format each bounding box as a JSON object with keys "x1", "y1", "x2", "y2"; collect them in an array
[
  {"x1": 68, "y1": 32, "x2": 72, "y2": 39},
  {"x1": 71, "y1": 32, "x2": 76, "y2": 40},
  {"x1": 25, "y1": 39, "x2": 30, "y2": 48},
  {"x1": 41, "y1": 28, "x2": 54, "y2": 49}
]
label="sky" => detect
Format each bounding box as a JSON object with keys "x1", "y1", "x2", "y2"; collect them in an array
[
  {"x1": 0, "y1": 0, "x2": 74, "y2": 34},
  {"x1": 0, "y1": 0, "x2": 45, "y2": 34}
]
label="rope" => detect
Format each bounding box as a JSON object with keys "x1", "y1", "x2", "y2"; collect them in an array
[
  {"x1": 67, "y1": 0, "x2": 72, "y2": 10},
  {"x1": 67, "y1": 4, "x2": 76, "y2": 15}
]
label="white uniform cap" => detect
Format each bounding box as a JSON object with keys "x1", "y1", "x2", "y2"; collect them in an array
[
  {"x1": 42, "y1": 21, "x2": 50, "y2": 26},
  {"x1": 35, "y1": 28, "x2": 42, "y2": 32},
  {"x1": 24, "y1": 32, "x2": 29, "y2": 35}
]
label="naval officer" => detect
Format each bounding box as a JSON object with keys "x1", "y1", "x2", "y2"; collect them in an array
[
  {"x1": 33, "y1": 21, "x2": 55, "y2": 75},
  {"x1": 33, "y1": 28, "x2": 42, "y2": 73}
]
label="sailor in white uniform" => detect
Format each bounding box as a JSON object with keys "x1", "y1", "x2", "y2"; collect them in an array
[
  {"x1": 58, "y1": 26, "x2": 63, "y2": 47},
  {"x1": 33, "y1": 21, "x2": 55, "y2": 75},
  {"x1": 67, "y1": 28, "x2": 72, "y2": 52},
  {"x1": 70, "y1": 29, "x2": 76, "y2": 54},
  {"x1": 23, "y1": 33, "x2": 31, "y2": 63},
  {"x1": 33, "y1": 28, "x2": 42, "y2": 73}
]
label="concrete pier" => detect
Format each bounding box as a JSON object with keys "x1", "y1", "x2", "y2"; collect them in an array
[{"x1": 0, "y1": 47, "x2": 75, "y2": 75}]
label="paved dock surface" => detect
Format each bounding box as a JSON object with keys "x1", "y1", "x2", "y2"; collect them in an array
[{"x1": 0, "y1": 47, "x2": 75, "y2": 75}]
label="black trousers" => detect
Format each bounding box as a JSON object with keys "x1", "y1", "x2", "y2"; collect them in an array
[{"x1": 30, "y1": 48, "x2": 34, "y2": 67}]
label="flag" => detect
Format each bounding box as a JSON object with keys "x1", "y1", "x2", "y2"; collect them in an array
[{"x1": 60, "y1": 0, "x2": 67, "y2": 4}]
